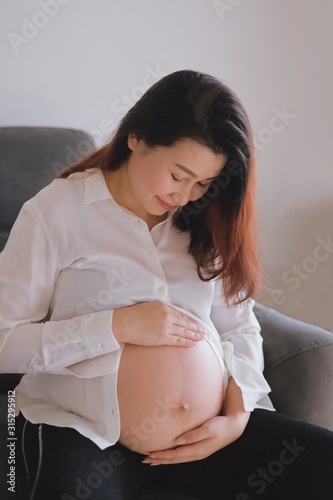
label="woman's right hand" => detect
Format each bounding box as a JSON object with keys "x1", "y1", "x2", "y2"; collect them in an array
[{"x1": 112, "y1": 301, "x2": 206, "y2": 347}]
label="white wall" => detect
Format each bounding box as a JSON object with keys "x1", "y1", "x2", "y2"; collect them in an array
[{"x1": 1, "y1": 0, "x2": 332, "y2": 331}]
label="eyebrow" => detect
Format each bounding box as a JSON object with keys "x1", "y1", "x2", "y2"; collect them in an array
[{"x1": 174, "y1": 163, "x2": 219, "y2": 181}]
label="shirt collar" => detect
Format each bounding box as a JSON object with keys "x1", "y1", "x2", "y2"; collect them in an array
[{"x1": 84, "y1": 169, "x2": 111, "y2": 204}]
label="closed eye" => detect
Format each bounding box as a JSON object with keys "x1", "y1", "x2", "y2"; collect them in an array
[
  {"x1": 171, "y1": 173, "x2": 182, "y2": 182},
  {"x1": 172, "y1": 173, "x2": 209, "y2": 189}
]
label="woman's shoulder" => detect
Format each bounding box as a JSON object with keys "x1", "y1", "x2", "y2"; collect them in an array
[
  {"x1": 21, "y1": 169, "x2": 104, "y2": 232},
  {"x1": 29, "y1": 168, "x2": 100, "y2": 209}
]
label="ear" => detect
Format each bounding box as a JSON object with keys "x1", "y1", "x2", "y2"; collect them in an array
[{"x1": 127, "y1": 134, "x2": 141, "y2": 151}]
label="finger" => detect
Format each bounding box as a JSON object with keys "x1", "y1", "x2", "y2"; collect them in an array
[
  {"x1": 142, "y1": 446, "x2": 192, "y2": 463},
  {"x1": 172, "y1": 311, "x2": 207, "y2": 335},
  {"x1": 142, "y1": 442, "x2": 208, "y2": 465},
  {"x1": 175, "y1": 424, "x2": 209, "y2": 446},
  {"x1": 172, "y1": 319, "x2": 206, "y2": 342},
  {"x1": 171, "y1": 327, "x2": 205, "y2": 343},
  {"x1": 168, "y1": 335, "x2": 197, "y2": 347}
]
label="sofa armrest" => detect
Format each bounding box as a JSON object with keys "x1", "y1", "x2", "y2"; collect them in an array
[{"x1": 254, "y1": 303, "x2": 333, "y2": 431}]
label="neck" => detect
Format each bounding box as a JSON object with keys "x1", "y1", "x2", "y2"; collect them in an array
[{"x1": 103, "y1": 168, "x2": 167, "y2": 230}]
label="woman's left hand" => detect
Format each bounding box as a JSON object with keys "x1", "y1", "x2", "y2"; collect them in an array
[
  {"x1": 142, "y1": 378, "x2": 250, "y2": 465},
  {"x1": 142, "y1": 412, "x2": 250, "y2": 465}
]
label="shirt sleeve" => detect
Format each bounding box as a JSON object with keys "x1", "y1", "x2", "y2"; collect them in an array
[
  {"x1": 0, "y1": 202, "x2": 121, "y2": 377},
  {"x1": 210, "y1": 280, "x2": 274, "y2": 412}
]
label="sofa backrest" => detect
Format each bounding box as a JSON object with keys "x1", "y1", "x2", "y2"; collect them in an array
[{"x1": 0, "y1": 127, "x2": 95, "y2": 251}]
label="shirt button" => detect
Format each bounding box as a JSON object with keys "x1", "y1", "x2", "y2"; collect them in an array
[{"x1": 157, "y1": 286, "x2": 165, "y2": 297}]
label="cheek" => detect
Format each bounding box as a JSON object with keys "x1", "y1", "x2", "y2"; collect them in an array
[
  {"x1": 189, "y1": 188, "x2": 207, "y2": 202},
  {"x1": 135, "y1": 160, "x2": 172, "y2": 196},
  {"x1": 135, "y1": 167, "x2": 159, "y2": 195},
  {"x1": 150, "y1": 173, "x2": 172, "y2": 195},
  {"x1": 145, "y1": 174, "x2": 162, "y2": 194}
]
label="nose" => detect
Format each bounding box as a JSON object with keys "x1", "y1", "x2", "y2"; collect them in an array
[
  {"x1": 172, "y1": 185, "x2": 192, "y2": 207},
  {"x1": 173, "y1": 193, "x2": 188, "y2": 207}
]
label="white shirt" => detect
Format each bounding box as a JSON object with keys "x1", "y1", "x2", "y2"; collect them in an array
[{"x1": 0, "y1": 168, "x2": 273, "y2": 449}]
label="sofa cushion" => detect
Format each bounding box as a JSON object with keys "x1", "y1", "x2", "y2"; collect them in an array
[{"x1": 254, "y1": 303, "x2": 333, "y2": 430}]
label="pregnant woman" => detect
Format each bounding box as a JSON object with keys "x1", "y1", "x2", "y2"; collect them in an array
[{"x1": 1, "y1": 70, "x2": 333, "y2": 500}]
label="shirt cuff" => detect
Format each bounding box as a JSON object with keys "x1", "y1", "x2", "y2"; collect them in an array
[
  {"x1": 221, "y1": 341, "x2": 275, "y2": 412},
  {"x1": 81, "y1": 309, "x2": 119, "y2": 358},
  {"x1": 67, "y1": 310, "x2": 122, "y2": 378}
]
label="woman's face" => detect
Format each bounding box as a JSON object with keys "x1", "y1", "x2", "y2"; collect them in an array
[{"x1": 124, "y1": 136, "x2": 227, "y2": 220}]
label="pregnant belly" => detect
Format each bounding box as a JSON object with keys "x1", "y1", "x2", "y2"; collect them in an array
[{"x1": 117, "y1": 339, "x2": 225, "y2": 455}]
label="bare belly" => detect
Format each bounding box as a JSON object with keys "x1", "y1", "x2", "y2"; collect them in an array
[{"x1": 117, "y1": 339, "x2": 225, "y2": 454}]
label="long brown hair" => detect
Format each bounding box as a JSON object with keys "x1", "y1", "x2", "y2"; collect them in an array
[{"x1": 59, "y1": 70, "x2": 260, "y2": 304}]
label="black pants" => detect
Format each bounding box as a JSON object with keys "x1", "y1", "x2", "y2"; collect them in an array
[{"x1": 8, "y1": 410, "x2": 333, "y2": 500}]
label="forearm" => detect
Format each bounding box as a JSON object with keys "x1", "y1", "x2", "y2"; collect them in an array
[
  {"x1": 0, "y1": 310, "x2": 119, "y2": 375},
  {"x1": 221, "y1": 377, "x2": 251, "y2": 436}
]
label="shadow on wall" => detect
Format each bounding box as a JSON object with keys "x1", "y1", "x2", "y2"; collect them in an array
[{"x1": 256, "y1": 201, "x2": 333, "y2": 332}]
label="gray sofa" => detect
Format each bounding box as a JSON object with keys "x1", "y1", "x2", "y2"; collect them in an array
[{"x1": 1, "y1": 127, "x2": 333, "y2": 499}]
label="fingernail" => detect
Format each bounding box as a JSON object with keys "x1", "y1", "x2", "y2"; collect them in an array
[{"x1": 176, "y1": 437, "x2": 186, "y2": 445}]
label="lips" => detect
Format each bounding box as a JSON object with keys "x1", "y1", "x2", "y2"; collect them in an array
[{"x1": 156, "y1": 197, "x2": 176, "y2": 211}]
